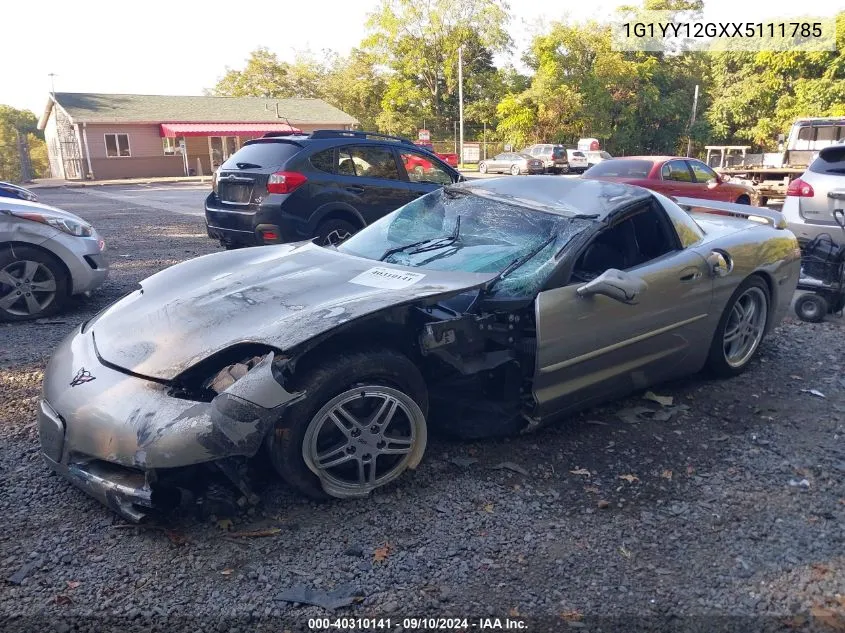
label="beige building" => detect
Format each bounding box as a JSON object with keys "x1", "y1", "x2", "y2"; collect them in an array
[{"x1": 38, "y1": 92, "x2": 358, "y2": 180}]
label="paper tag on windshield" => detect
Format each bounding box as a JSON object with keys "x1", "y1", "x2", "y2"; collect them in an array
[{"x1": 349, "y1": 267, "x2": 426, "y2": 289}]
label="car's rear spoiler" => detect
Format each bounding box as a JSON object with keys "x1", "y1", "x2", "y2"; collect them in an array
[{"x1": 673, "y1": 197, "x2": 788, "y2": 230}]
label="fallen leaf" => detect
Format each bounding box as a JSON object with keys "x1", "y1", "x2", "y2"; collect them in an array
[
  {"x1": 790, "y1": 375, "x2": 803, "y2": 380},
  {"x1": 216, "y1": 519, "x2": 233, "y2": 532},
  {"x1": 66, "y1": 581, "x2": 81, "y2": 590},
  {"x1": 618, "y1": 474, "x2": 640, "y2": 484},
  {"x1": 598, "y1": 500, "x2": 610, "y2": 509},
  {"x1": 483, "y1": 503, "x2": 495, "y2": 513},
  {"x1": 560, "y1": 610, "x2": 583, "y2": 621},
  {"x1": 509, "y1": 607, "x2": 520, "y2": 617},
  {"x1": 584, "y1": 485, "x2": 601, "y2": 494},
  {"x1": 661, "y1": 469, "x2": 673, "y2": 481},
  {"x1": 164, "y1": 529, "x2": 188, "y2": 546},
  {"x1": 373, "y1": 543, "x2": 393, "y2": 563},
  {"x1": 619, "y1": 546, "x2": 632, "y2": 558},
  {"x1": 801, "y1": 389, "x2": 826, "y2": 399},
  {"x1": 229, "y1": 528, "x2": 282, "y2": 538},
  {"x1": 643, "y1": 391, "x2": 673, "y2": 407},
  {"x1": 492, "y1": 462, "x2": 529, "y2": 476},
  {"x1": 687, "y1": 465, "x2": 695, "y2": 476},
  {"x1": 220, "y1": 568, "x2": 234, "y2": 576},
  {"x1": 55, "y1": 595, "x2": 73, "y2": 606},
  {"x1": 570, "y1": 468, "x2": 591, "y2": 477}
]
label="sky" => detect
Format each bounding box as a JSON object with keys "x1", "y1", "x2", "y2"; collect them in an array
[{"x1": 2, "y1": 0, "x2": 841, "y2": 117}]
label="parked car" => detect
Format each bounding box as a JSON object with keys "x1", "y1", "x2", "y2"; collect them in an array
[
  {"x1": 566, "y1": 149, "x2": 589, "y2": 173},
  {"x1": 585, "y1": 150, "x2": 613, "y2": 167},
  {"x1": 583, "y1": 156, "x2": 758, "y2": 205},
  {"x1": 523, "y1": 144, "x2": 570, "y2": 173},
  {"x1": 414, "y1": 141, "x2": 459, "y2": 168},
  {"x1": 781, "y1": 144, "x2": 845, "y2": 244},
  {"x1": 0, "y1": 198, "x2": 107, "y2": 321},
  {"x1": 478, "y1": 152, "x2": 544, "y2": 175},
  {"x1": 0, "y1": 181, "x2": 38, "y2": 202},
  {"x1": 38, "y1": 176, "x2": 799, "y2": 521},
  {"x1": 205, "y1": 130, "x2": 462, "y2": 249}
]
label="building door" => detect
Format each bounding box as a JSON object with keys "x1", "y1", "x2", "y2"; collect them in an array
[{"x1": 208, "y1": 136, "x2": 239, "y2": 171}]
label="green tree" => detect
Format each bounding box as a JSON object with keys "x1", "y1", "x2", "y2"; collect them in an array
[
  {"x1": 0, "y1": 106, "x2": 47, "y2": 182},
  {"x1": 210, "y1": 47, "x2": 326, "y2": 99},
  {"x1": 364, "y1": 0, "x2": 512, "y2": 130}
]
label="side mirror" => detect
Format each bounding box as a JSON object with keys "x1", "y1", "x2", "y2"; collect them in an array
[
  {"x1": 720, "y1": 174, "x2": 731, "y2": 183},
  {"x1": 576, "y1": 269, "x2": 648, "y2": 305}
]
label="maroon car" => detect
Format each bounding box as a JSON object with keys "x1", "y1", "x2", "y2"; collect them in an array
[{"x1": 583, "y1": 156, "x2": 757, "y2": 205}]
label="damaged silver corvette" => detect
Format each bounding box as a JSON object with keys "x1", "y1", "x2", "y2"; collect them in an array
[{"x1": 38, "y1": 177, "x2": 801, "y2": 521}]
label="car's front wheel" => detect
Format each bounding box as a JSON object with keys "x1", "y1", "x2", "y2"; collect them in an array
[
  {"x1": 265, "y1": 348, "x2": 428, "y2": 500},
  {"x1": 479, "y1": 162, "x2": 488, "y2": 174},
  {"x1": 705, "y1": 276, "x2": 770, "y2": 377},
  {"x1": 0, "y1": 245, "x2": 69, "y2": 321}
]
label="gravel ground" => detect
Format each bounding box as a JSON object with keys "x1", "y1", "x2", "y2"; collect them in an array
[{"x1": 1, "y1": 186, "x2": 844, "y2": 632}]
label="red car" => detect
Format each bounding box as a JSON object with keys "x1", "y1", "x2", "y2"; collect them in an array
[
  {"x1": 415, "y1": 142, "x2": 459, "y2": 168},
  {"x1": 583, "y1": 156, "x2": 757, "y2": 205}
]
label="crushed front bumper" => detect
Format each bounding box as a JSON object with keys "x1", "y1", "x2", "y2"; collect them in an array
[{"x1": 37, "y1": 324, "x2": 302, "y2": 521}]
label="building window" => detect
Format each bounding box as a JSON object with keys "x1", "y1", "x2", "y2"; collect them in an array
[
  {"x1": 163, "y1": 136, "x2": 185, "y2": 155},
  {"x1": 105, "y1": 133, "x2": 131, "y2": 158}
]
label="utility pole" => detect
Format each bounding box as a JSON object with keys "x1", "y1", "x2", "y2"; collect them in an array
[
  {"x1": 453, "y1": 121, "x2": 457, "y2": 155},
  {"x1": 483, "y1": 122, "x2": 487, "y2": 160},
  {"x1": 48, "y1": 73, "x2": 57, "y2": 93},
  {"x1": 686, "y1": 84, "x2": 699, "y2": 158},
  {"x1": 458, "y1": 44, "x2": 464, "y2": 169}
]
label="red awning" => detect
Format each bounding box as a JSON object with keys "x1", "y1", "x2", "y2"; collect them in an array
[{"x1": 160, "y1": 123, "x2": 302, "y2": 138}]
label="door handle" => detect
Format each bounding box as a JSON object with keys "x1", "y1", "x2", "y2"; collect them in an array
[
  {"x1": 679, "y1": 268, "x2": 702, "y2": 282},
  {"x1": 345, "y1": 185, "x2": 364, "y2": 194}
]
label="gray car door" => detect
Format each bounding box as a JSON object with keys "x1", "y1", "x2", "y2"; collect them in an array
[{"x1": 532, "y1": 199, "x2": 713, "y2": 420}]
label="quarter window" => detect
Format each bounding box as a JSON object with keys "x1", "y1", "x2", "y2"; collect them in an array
[
  {"x1": 310, "y1": 149, "x2": 336, "y2": 174},
  {"x1": 105, "y1": 133, "x2": 130, "y2": 158}
]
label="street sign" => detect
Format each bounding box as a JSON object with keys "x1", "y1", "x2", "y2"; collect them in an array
[
  {"x1": 418, "y1": 129, "x2": 430, "y2": 141},
  {"x1": 462, "y1": 143, "x2": 480, "y2": 163}
]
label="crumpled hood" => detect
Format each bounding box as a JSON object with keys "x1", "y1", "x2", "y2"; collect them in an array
[{"x1": 90, "y1": 242, "x2": 495, "y2": 380}]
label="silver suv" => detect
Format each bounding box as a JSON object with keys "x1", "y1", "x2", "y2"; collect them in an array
[
  {"x1": 522, "y1": 144, "x2": 570, "y2": 174},
  {"x1": 782, "y1": 144, "x2": 845, "y2": 244}
]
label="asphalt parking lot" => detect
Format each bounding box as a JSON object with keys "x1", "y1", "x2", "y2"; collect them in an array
[{"x1": 1, "y1": 185, "x2": 844, "y2": 631}]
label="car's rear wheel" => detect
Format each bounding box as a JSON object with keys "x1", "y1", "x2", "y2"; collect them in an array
[
  {"x1": 705, "y1": 276, "x2": 770, "y2": 377},
  {"x1": 265, "y1": 348, "x2": 428, "y2": 500},
  {"x1": 0, "y1": 246, "x2": 69, "y2": 321},
  {"x1": 510, "y1": 165, "x2": 520, "y2": 176},
  {"x1": 794, "y1": 292, "x2": 827, "y2": 323},
  {"x1": 479, "y1": 162, "x2": 488, "y2": 174},
  {"x1": 316, "y1": 219, "x2": 358, "y2": 246},
  {"x1": 559, "y1": 164, "x2": 570, "y2": 174}
]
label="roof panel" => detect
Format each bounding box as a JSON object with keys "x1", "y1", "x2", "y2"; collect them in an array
[{"x1": 51, "y1": 93, "x2": 358, "y2": 125}]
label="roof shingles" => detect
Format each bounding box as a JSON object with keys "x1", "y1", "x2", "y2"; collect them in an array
[{"x1": 51, "y1": 93, "x2": 358, "y2": 125}]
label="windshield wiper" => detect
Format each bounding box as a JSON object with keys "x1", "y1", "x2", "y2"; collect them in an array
[
  {"x1": 483, "y1": 233, "x2": 558, "y2": 293},
  {"x1": 379, "y1": 215, "x2": 462, "y2": 261},
  {"x1": 235, "y1": 162, "x2": 262, "y2": 169}
]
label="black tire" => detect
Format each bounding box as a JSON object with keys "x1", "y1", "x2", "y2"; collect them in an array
[
  {"x1": 264, "y1": 348, "x2": 428, "y2": 500},
  {"x1": 479, "y1": 162, "x2": 488, "y2": 174},
  {"x1": 221, "y1": 242, "x2": 242, "y2": 250},
  {"x1": 705, "y1": 275, "x2": 770, "y2": 378},
  {"x1": 794, "y1": 293, "x2": 827, "y2": 323},
  {"x1": 0, "y1": 245, "x2": 69, "y2": 322},
  {"x1": 559, "y1": 164, "x2": 570, "y2": 174},
  {"x1": 316, "y1": 219, "x2": 358, "y2": 246},
  {"x1": 735, "y1": 195, "x2": 751, "y2": 205}
]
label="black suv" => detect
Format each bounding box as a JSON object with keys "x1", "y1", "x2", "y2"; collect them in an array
[{"x1": 204, "y1": 130, "x2": 463, "y2": 248}]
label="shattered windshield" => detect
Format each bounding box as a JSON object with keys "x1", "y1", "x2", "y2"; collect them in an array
[{"x1": 338, "y1": 188, "x2": 592, "y2": 297}]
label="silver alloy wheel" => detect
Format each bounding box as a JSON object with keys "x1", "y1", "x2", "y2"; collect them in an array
[
  {"x1": 723, "y1": 286, "x2": 768, "y2": 368},
  {"x1": 322, "y1": 229, "x2": 352, "y2": 246},
  {"x1": 302, "y1": 385, "x2": 427, "y2": 497},
  {"x1": 0, "y1": 260, "x2": 57, "y2": 317},
  {"x1": 511, "y1": 164, "x2": 520, "y2": 176}
]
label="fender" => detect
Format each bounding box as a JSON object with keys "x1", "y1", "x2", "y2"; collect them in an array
[{"x1": 305, "y1": 202, "x2": 366, "y2": 235}]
